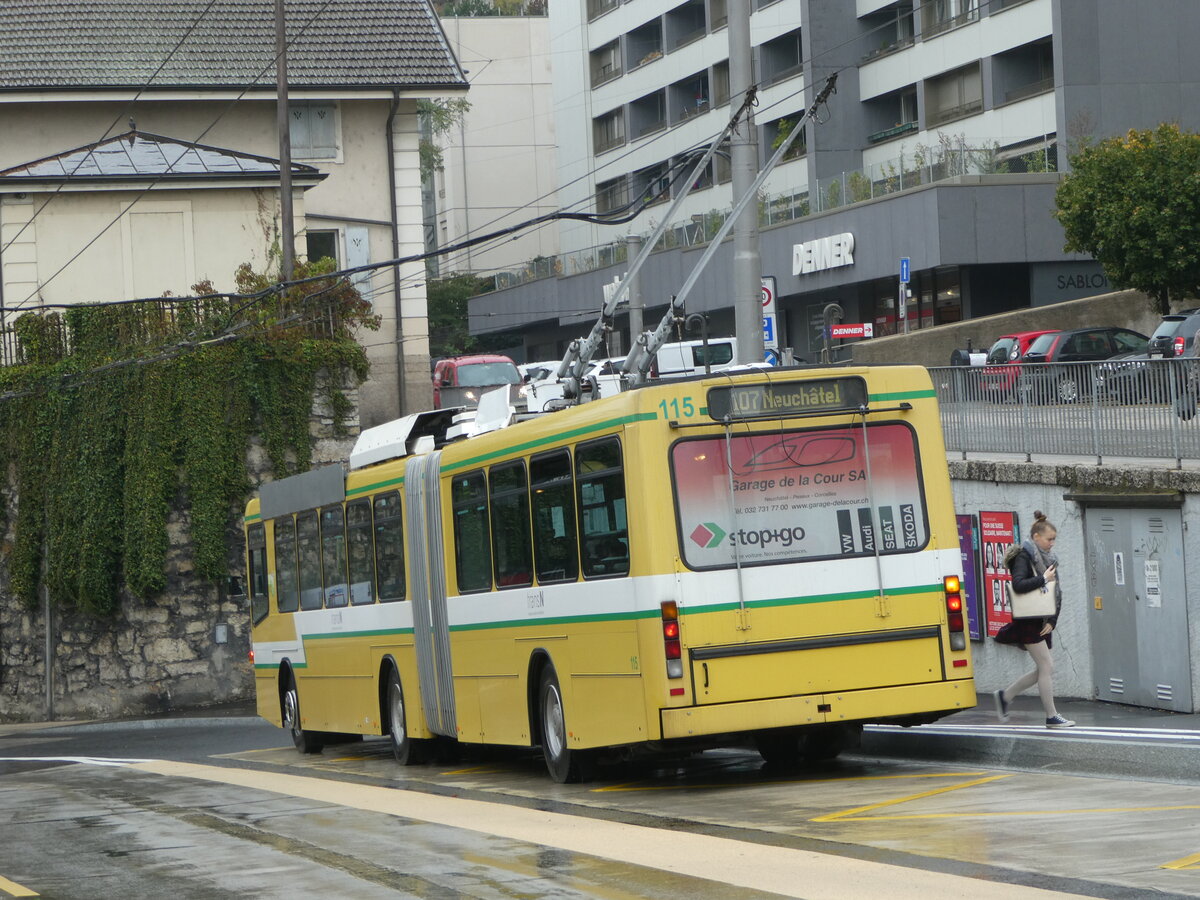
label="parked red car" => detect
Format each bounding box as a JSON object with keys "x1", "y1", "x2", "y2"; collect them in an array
[
  {"x1": 980, "y1": 329, "x2": 1061, "y2": 400},
  {"x1": 431, "y1": 354, "x2": 520, "y2": 408}
]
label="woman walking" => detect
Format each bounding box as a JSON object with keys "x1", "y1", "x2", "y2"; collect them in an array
[{"x1": 993, "y1": 511, "x2": 1075, "y2": 729}]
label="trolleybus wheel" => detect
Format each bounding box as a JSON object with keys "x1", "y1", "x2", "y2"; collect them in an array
[
  {"x1": 283, "y1": 673, "x2": 323, "y2": 754},
  {"x1": 754, "y1": 730, "x2": 804, "y2": 767},
  {"x1": 538, "y1": 666, "x2": 594, "y2": 783},
  {"x1": 386, "y1": 670, "x2": 429, "y2": 765}
]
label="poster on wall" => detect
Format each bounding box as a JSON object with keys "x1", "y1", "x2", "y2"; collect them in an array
[
  {"x1": 955, "y1": 514, "x2": 983, "y2": 641},
  {"x1": 979, "y1": 510, "x2": 1019, "y2": 637}
]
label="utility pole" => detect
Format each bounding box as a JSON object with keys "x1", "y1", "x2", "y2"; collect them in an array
[
  {"x1": 275, "y1": 0, "x2": 295, "y2": 279},
  {"x1": 727, "y1": 0, "x2": 763, "y2": 365}
]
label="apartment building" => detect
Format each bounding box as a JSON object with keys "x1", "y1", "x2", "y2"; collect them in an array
[
  {"x1": 469, "y1": 0, "x2": 1200, "y2": 363},
  {"x1": 429, "y1": 14, "x2": 559, "y2": 284}
]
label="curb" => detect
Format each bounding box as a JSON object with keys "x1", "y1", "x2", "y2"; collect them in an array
[{"x1": 861, "y1": 725, "x2": 1200, "y2": 785}]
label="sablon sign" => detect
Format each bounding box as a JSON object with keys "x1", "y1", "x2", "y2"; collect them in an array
[{"x1": 792, "y1": 232, "x2": 855, "y2": 276}]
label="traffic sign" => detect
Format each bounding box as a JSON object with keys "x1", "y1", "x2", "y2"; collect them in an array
[
  {"x1": 899, "y1": 257, "x2": 910, "y2": 284},
  {"x1": 764, "y1": 349, "x2": 780, "y2": 366},
  {"x1": 763, "y1": 313, "x2": 777, "y2": 349},
  {"x1": 761, "y1": 276, "x2": 777, "y2": 314}
]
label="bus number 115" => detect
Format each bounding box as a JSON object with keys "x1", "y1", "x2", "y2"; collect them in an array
[{"x1": 659, "y1": 397, "x2": 696, "y2": 419}]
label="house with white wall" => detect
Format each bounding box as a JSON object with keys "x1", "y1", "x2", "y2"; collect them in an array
[{"x1": 0, "y1": 0, "x2": 468, "y2": 423}]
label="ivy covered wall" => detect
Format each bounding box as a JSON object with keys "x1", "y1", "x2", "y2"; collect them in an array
[{"x1": 0, "y1": 263, "x2": 374, "y2": 720}]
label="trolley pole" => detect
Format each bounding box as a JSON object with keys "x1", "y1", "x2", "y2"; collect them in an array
[
  {"x1": 728, "y1": 0, "x2": 763, "y2": 365},
  {"x1": 626, "y1": 233, "x2": 643, "y2": 345}
]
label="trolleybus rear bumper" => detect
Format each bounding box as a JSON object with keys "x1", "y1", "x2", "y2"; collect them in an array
[{"x1": 659, "y1": 679, "x2": 974, "y2": 740}]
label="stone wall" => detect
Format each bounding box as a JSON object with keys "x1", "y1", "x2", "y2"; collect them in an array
[
  {"x1": 0, "y1": 379, "x2": 359, "y2": 723},
  {"x1": 951, "y1": 458, "x2": 1200, "y2": 711},
  {"x1": 848, "y1": 290, "x2": 1167, "y2": 368}
]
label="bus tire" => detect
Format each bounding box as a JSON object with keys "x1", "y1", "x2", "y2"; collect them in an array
[
  {"x1": 754, "y1": 730, "x2": 803, "y2": 767},
  {"x1": 538, "y1": 666, "x2": 594, "y2": 783},
  {"x1": 283, "y1": 673, "x2": 323, "y2": 755},
  {"x1": 385, "y1": 670, "x2": 429, "y2": 766}
]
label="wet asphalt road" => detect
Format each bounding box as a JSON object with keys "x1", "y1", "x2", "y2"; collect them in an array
[{"x1": 1, "y1": 715, "x2": 1198, "y2": 899}]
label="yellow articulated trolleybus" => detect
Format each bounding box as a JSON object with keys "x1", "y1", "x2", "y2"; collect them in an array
[{"x1": 244, "y1": 365, "x2": 975, "y2": 782}]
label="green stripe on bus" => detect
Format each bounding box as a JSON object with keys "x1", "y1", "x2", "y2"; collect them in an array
[
  {"x1": 257, "y1": 584, "x2": 943, "y2": 646},
  {"x1": 440, "y1": 412, "x2": 659, "y2": 473},
  {"x1": 245, "y1": 514, "x2": 261, "y2": 524},
  {"x1": 451, "y1": 607, "x2": 661, "y2": 632},
  {"x1": 304, "y1": 627, "x2": 415, "y2": 641},
  {"x1": 255, "y1": 661, "x2": 306, "y2": 669},
  {"x1": 347, "y1": 474, "x2": 405, "y2": 499},
  {"x1": 690, "y1": 582, "x2": 938, "y2": 614},
  {"x1": 869, "y1": 389, "x2": 936, "y2": 401},
  {"x1": 446, "y1": 583, "x2": 940, "y2": 632}
]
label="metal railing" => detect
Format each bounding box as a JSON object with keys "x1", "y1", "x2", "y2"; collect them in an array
[
  {"x1": 1, "y1": 292, "x2": 350, "y2": 369},
  {"x1": 932, "y1": 359, "x2": 1200, "y2": 467}
]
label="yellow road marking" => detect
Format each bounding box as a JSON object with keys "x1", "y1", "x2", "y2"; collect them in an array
[
  {"x1": 127, "y1": 759, "x2": 1076, "y2": 899},
  {"x1": 212, "y1": 747, "x2": 292, "y2": 758},
  {"x1": 439, "y1": 764, "x2": 503, "y2": 775},
  {"x1": 594, "y1": 770, "x2": 995, "y2": 793},
  {"x1": 0, "y1": 874, "x2": 38, "y2": 897},
  {"x1": 813, "y1": 774, "x2": 1012, "y2": 822},
  {"x1": 1161, "y1": 851, "x2": 1200, "y2": 870}
]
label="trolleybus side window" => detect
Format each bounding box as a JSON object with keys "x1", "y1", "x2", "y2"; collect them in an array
[
  {"x1": 346, "y1": 499, "x2": 375, "y2": 605},
  {"x1": 452, "y1": 471, "x2": 493, "y2": 593},
  {"x1": 297, "y1": 510, "x2": 323, "y2": 610},
  {"x1": 530, "y1": 450, "x2": 578, "y2": 584},
  {"x1": 489, "y1": 461, "x2": 533, "y2": 588},
  {"x1": 373, "y1": 491, "x2": 406, "y2": 602},
  {"x1": 576, "y1": 437, "x2": 629, "y2": 577},
  {"x1": 248, "y1": 523, "x2": 269, "y2": 624},
  {"x1": 274, "y1": 515, "x2": 300, "y2": 613},
  {"x1": 321, "y1": 506, "x2": 349, "y2": 608}
]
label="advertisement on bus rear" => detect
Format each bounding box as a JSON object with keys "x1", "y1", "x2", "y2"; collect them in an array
[{"x1": 671, "y1": 423, "x2": 927, "y2": 568}]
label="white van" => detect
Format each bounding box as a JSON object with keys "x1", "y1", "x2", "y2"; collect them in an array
[{"x1": 653, "y1": 338, "x2": 738, "y2": 378}]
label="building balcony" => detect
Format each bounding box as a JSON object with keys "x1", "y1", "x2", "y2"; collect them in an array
[{"x1": 867, "y1": 121, "x2": 918, "y2": 144}]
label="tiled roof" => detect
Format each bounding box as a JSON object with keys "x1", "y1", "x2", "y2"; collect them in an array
[
  {"x1": 0, "y1": 0, "x2": 467, "y2": 90},
  {"x1": 0, "y1": 132, "x2": 325, "y2": 182}
]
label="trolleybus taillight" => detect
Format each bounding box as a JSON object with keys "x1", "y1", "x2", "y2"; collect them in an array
[
  {"x1": 661, "y1": 601, "x2": 683, "y2": 679},
  {"x1": 943, "y1": 575, "x2": 966, "y2": 651}
]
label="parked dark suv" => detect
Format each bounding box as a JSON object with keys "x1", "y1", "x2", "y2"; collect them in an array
[
  {"x1": 1147, "y1": 308, "x2": 1200, "y2": 358},
  {"x1": 1018, "y1": 327, "x2": 1149, "y2": 403}
]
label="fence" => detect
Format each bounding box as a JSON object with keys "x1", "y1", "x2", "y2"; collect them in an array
[
  {"x1": 931, "y1": 359, "x2": 1200, "y2": 467},
  {"x1": 494, "y1": 138, "x2": 1056, "y2": 291},
  {"x1": 0, "y1": 291, "x2": 350, "y2": 369}
]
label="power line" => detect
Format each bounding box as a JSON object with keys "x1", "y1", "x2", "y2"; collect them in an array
[
  {"x1": 0, "y1": 0, "x2": 225, "y2": 257},
  {"x1": 11, "y1": 0, "x2": 341, "y2": 312}
]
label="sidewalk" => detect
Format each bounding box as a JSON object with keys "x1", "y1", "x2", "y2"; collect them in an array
[{"x1": 862, "y1": 692, "x2": 1200, "y2": 784}]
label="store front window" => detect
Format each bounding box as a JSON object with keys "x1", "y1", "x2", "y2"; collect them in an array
[{"x1": 871, "y1": 267, "x2": 962, "y2": 335}]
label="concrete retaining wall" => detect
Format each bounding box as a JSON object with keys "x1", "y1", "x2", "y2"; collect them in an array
[
  {"x1": 850, "y1": 290, "x2": 1166, "y2": 368},
  {"x1": 951, "y1": 459, "x2": 1200, "y2": 712}
]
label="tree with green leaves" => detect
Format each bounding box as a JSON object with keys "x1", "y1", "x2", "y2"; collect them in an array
[
  {"x1": 427, "y1": 271, "x2": 493, "y2": 359},
  {"x1": 1054, "y1": 123, "x2": 1200, "y2": 314},
  {"x1": 417, "y1": 98, "x2": 472, "y2": 179}
]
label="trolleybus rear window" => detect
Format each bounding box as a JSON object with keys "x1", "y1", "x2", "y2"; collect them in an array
[{"x1": 671, "y1": 422, "x2": 927, "y2": 569}]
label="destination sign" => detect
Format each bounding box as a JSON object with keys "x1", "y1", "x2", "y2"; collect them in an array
[{"x1": 707, "y1": 377, "x2": 867, "y2": 421}]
